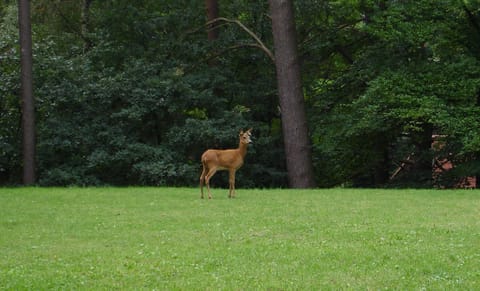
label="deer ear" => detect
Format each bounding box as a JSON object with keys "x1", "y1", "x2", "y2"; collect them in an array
[
  {"x1": 239, "y1": 130, "x2": 244, "y2": 135},
  {"x1": 247, "y1": 128, "x2": 252, "y2": 133}
]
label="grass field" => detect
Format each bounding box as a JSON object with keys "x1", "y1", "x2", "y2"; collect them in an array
[{"x1": 0, "y1": 187, "x2": 479, "y2": 289}]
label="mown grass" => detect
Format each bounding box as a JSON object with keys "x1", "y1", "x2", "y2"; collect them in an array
[{"x1": 0, "y1": 187, "x2": 479, "y2": 289}]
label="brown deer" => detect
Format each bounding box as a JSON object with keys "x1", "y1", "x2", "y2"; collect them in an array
[{"x1": 200, "y1": 128, "x2": 252, "y2": 199}]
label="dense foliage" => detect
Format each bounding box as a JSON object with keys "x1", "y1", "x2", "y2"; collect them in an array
[
  {"x1": 306, "y1": 0, "x2": 480, "y2": 187},
  {"x1": 1, "y1": 0, "x2": 480, "y2": 187}
]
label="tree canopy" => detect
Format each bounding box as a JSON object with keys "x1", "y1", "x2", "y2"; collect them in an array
[{"x1": 1, "y1": 0, "x2": 479, "y2": 188}]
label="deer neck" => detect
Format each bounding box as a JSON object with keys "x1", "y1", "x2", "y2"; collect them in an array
[{"x1": 238, "y1": 141, "x2": 248, "y2": 158}]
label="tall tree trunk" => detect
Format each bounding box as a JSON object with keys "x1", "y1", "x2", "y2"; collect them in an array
[
  {"x1": 18, "y1": 0, "x2": 36, "y2": 185},
  {"x1": 81, "y1": 0, "x2": 93, "y2": 52},
  {"x1": 205, "y1": 0, "x2": 220, "y2": 69},
  {"x1": 205, "y1": 0, "x2": 219, "y2": 41},
  {"x1": 268, "y1": 0, "x2": 316, "y2": 188}
]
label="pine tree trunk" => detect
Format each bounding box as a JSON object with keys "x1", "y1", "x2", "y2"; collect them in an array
[
  {"x1": 18, "y1": 0, "x2": 36, "y2": 185},
  {"x1": 205, "y1": 0, "x2": 219, "y2": 40},
  {"x1": 81, "y1": 0, "x2": 93, "y2": 52},
  {"x1": 268, "y1": 0, "x2": 316, "y2": 188}
]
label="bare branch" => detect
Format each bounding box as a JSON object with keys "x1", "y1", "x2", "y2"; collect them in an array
[{"x1": 205, "y1": 17, "x2": 275, "y2": 62}]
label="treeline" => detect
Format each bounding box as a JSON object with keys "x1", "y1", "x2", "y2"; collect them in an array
[{"x1": 1, "y1": 0, "x2": 480, "y2": 188}]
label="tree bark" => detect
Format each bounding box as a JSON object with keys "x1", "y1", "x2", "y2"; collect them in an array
[
  {"x1": 268, "y1": 0, "x2": 316, "y2": 188},
  {"x1": 18, "y1": 0, "x2": 36, "y2": 185},
  {"x1": 81, "y1": 0, "x2": 93, "y2": 52},
  {"x1": 205, "y1": 0, "x2": 220, "y2": 69},
  {"x1": 205, "y1": 0, "x2": 220, "y2": 41}
]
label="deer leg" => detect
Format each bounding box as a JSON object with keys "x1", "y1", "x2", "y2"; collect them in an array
[
  {"x1": 205, "y1": 167, "x2": 217, "y2": 199},
  {"x1": 228, "y1": 169, "x2": 236, "y2": 198},
  {"x1": 200, "y1": 164, "x2": 207, "y2": 199}
]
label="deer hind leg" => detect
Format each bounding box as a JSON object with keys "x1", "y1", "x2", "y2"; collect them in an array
[
  {"x1": 204, "y1": 166, "x2": 217, "y2": 199},
  {"x1": 228, "y1": 169, "x2": 236, "y2": 198},
  {"x1": 200, "y1": 163, "x2": 207, "y2": 199}
]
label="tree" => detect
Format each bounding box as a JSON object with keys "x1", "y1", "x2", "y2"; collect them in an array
[
  {"x1": 4, "y1": 0, "x2": 479, "y2": 188},
  {"x1": 205, "y1": 0, "x2": 219, "y2": 41},
  {"x1": 18, "y1": 0, "x2": 35, "y2": 185},
  {"x1": 308, "y1": 0, "x2": 480, "y2": 187},
  {"x1": 268, "y1": 0, "x2": 315, "y2": 188},
  {"x1": 25, "y1": 0, "x2": 283, "y2": 187},
  {"x1": 81, "y1": 0, "x2": 93, "y2": 52}
]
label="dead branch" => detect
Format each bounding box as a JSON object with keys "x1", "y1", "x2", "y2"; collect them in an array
[{"x1": 205, "y1": 17, "x2": 275, "y2": 62}]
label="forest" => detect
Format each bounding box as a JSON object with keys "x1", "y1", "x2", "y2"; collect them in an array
[{"x1": 1, "y1": 0, "x2": 480, "y2": 188}]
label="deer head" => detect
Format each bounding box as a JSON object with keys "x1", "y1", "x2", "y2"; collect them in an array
[{"x1": 239, "y1": 128, "x2": 253, "y2": 145}]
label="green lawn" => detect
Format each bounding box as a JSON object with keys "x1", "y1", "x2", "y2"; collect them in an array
[{"x1": 1, "y1": 187, "x2": 479, "y2": 289}]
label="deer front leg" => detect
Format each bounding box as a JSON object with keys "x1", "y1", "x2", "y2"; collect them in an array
[{"x1": 228, "y1": 169, "x2": 236, "y2": 198}]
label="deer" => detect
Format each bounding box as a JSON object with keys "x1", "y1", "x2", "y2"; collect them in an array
[{"x1": 200, "y1": 128, "x2": 253, "y2": 199}]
